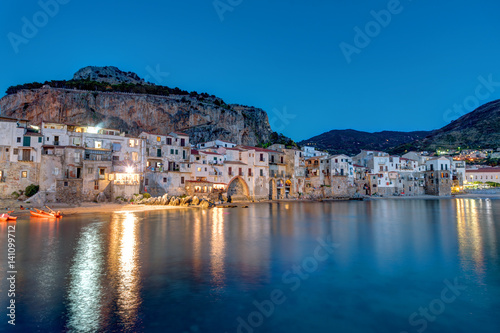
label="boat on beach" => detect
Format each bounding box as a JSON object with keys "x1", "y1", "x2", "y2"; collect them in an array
[
  {"x1": 30, "y1": 208, "x2": 63, "y2": 219},
  {"x1": 1, "y1": 213, "x2": 17, "y2": 221}
]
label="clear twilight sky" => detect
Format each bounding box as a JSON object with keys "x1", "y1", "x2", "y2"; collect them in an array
[{"x1": 1, "y1": 0, "x2": 500, "y2": 141}]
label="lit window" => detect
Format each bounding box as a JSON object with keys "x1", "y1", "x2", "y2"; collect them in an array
[
  {"x1": 157, "y1": 136, "x2": 161, "y2": 142},
  {"x1": 21, "y1": 171, "x2": 27, "y2": 178}
]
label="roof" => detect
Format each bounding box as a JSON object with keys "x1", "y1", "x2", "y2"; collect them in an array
[
  {"x1": 353, "y1": 164, "x2": 367, "y2": 168},
  {"x1": 201, "y1": 151, "x2": 222, "y2": 156},
  {"x1": 0, "y1": 115, "x2": 29, "y2": 122},
  {"x1": 172, "y1": 131, "x2": 189, "y2": 136},
  {"x1": 224, "y1": 161, "x2": 247, "y2": 165},
  {"x1": 42, "y1": 145, "x2": 85, "y2": 149},
  {"x1": 24, "y1": 132, "x2": 43, "y2": 137},
  {"x1": 466, "y1": 167, "x2": 500, "y2": 173},
  {"x1": 238, "y1": 145, "x2": 283, "y2": 154},
  {"x1": 191, "y1": 149, "x2": 199, "y2": 155}
]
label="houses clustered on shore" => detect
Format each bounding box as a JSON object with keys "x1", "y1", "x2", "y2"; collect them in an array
[{"x1": 1, "y1": 115, "x2": 498, "y2": 205}]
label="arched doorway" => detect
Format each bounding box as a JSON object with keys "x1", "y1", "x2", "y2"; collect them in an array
[
  {"x1": 277, "y1": 179, "x2": 284, "y2": 199},
  {"x1": 285, "y1": 179, "x2": 292, "y2": 198},
  {"x1": 227, "y1": 176, "x2": 249, "y2": 200}
]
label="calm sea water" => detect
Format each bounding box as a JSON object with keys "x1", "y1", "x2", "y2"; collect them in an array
[{"x1": 1, "y1": 199, "x2": 500, "y2": 333}]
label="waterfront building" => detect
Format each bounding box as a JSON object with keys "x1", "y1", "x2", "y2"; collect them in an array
[
  {"x1": 465, "y1": 167, "x2": 500, "y2": 184},
  {"x1": 0, "y1": 116, "x2": 42, "y2": 197}
]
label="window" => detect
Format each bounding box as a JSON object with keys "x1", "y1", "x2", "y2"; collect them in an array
[
  {"x1": 21, "y1": 171, "x2": 28, "y2": 178},
  {"x1": 95, "y1": 141, "x2": 102, "y2": 149},
  {"x1": 145, "y1": 179, "x2": 149, "y2": 185},
  {"x1": 157, "y1": 136, "x2": 161, "y2": 142},
  {"x1": 94, "y1": 180, "x2": 99, "y2": 190},
  {"x1": 99, "y1": 168, "x2": 106, "y2": 180},
  {"x1": 132, "y1": 152, "x2": 138, "y2": 161},
  {"x1": 87, "y1": 168, "x2": 93, "y2": 174},
  {"x1": 38, "y1": 137, "x2": 42, "y2": 143},
  {"x1": 260, "y1": 154, "x2": 264, "y2": 162},
  {"x1": 113, "y1": 156, "x2": 119, "y2": 161},
  {"x1": 197, "y1": 167, "x2": 201, "y2": 172},
  {"x1": 13, "y1": 149, "x2": 18, "y2": 155},
  {"x1": 17, "y1": 137, "x2": 21, "y2": 143},
  {"x1": 181, "y1": 138, "x2": 185, "y2": 146},
  {"x1": 167, "y1": 138, "x2": 172, "y2": 145},
  {"x1": 64, "y1": 181, "x2": 69, "y2": 187},
  {"x1": 163, "y1": 177, "x2": 167, "y2": 183},
  {"x1": 248, "y1": 168, "x2": 252, "y2": 176},
  {"x1": 175, "y1": 150, "x2": 178, "y2": 155},
  {"x1": 170, "y1": 149, "x2": 174, "y2": 154},
  {"x1": 181, "y1": 177, "x2": 185, "y2": 184},
  {"x1": 260, "y1": 169, "x2": 264, "y2": 176}
]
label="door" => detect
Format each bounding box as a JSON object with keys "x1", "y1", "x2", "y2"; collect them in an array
[
  {"x1": 23, "y1": 136, "x2": 31, "y2": 147},
  {"x1": 157, "y1": 149, "x2": 162, "y2": 157},
  {"x1": 22, "y1": 149, "x2": 30, "y2": 161}
]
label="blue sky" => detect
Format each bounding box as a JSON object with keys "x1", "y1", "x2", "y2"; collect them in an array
[{"x1": 1, "y1": 0, "x2": 500, "y2": 141}]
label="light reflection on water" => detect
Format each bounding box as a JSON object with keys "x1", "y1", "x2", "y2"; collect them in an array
[
  {"x1": 67, "y1": 222, "x2": 105, "y2": 332},
  {"x1": 107, "y1": 212, "x2": 142, "y2": 330},
  {"x1": 1, "y1": 200, "x2": 499, "y2": 333}
]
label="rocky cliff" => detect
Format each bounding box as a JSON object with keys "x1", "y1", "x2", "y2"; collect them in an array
[
  {"x1": 0, "y1": 69, "x2": 273, "y2": 146},
  {"x1": 73, "y1": 66, "x2": 146, "y2": 85}
]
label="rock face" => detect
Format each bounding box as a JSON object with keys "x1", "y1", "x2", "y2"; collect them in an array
[
  {"x1": 73, "y1": 66, "x2": 146, "y2": 85},
  {"x1": 0, "y1": 85, "x2": 273, "y2": 146}
]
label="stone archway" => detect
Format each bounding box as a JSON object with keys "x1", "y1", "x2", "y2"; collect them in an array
[{"x1": 227, "y1": 176, "x2": 250, "y2": 200}]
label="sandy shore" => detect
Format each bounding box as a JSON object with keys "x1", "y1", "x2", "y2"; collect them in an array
[{"x1": 3, "y1": 194, "x2": 499, "y2": 218}]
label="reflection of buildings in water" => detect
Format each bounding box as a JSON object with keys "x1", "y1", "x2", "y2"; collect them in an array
[
  {"x1": 456, "y1": 199, "x2": 486, "y2": 280},
  {"x1": 67, "y1": 223, "x2": 105, "y2": 332},
  {"x1": 108, "y1": 212, "x2": 141, "y2": 329},
  {"x1": 210, "y1": 208, "x2": 226, "y2": 295}
]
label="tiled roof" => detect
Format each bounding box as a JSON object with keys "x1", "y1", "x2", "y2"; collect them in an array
[{"x1": 466, "y1": 168, "x2": 500, "y2": 173}]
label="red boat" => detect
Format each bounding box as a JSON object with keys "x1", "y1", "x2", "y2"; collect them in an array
[
  {"x1": 1, "y1": 213, "x2": 16, "y2": 221},
  {"x1": 30, "y1": 209, "x2": 62, "y2": 218}
]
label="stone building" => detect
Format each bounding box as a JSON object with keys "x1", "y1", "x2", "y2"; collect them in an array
[{"x1": 0, "y1": 116, "x2": 43, "y2": 198}]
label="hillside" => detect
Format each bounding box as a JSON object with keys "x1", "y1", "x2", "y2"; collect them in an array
[
  {"x1": 0, "y1": 67, "x2": 274, "y2": 146},
  {"x1": 299, "y1": 129, "x2": 432, "y2": 155},
  {"x1": 405, "y1": 99, "x2": 500, "y2": 152}
]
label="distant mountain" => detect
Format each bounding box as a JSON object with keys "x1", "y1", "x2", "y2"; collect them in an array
[
  {"x1": 298, "y1": 129, "x2": 432, "y2": 155},
  {"x1": 394, "y1": 99, "x2": 500, "y2": 153}
]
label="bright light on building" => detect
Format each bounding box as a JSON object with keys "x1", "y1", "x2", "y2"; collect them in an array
[
  {"x1": 87, "y1": 126, "x2": 100, "y2": 134},
  {"x1": 126, "y1": 166, "x2": 134, "y2": 174}
]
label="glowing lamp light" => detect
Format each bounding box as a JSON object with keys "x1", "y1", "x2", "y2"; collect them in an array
[{"x1": 126, "y1": 166, "x2": 134, "y2": 174}]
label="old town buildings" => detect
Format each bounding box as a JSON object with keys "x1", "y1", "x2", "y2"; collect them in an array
[{"x1": 0, "y1": 117, "x2": 480, "y2": 203}]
